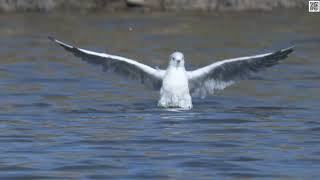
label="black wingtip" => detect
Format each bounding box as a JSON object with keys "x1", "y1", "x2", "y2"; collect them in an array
[
  {"x1": 273, "y1": 46, "x2": 295, "y2": 57},
  {"x1": 281, "y1": 46, "x2": 295, "y2": 54},
  {"x1": 264, "y1": 46, "x2": 295, "y2": 63}
]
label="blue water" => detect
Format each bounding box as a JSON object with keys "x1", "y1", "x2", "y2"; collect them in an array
[{"x1": 0, "y1": 10, "x2": 319, "y2": 179}]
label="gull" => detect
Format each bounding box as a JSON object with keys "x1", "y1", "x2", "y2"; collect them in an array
[{"x1": 49, "y1": 37, "x2": 294, "y2": 109}]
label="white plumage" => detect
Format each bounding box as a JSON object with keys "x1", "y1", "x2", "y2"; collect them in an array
[{"x1": 49, "y1": 37, "x2": 294, "y2": 109}]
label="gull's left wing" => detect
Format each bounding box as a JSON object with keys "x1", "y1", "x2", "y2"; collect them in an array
[
  {"x1": 49, "y1": 37, "x2": 165, "y2": 90},
  {"x1": 187, "y1": 47, "x2": 294, "y2": 97}
]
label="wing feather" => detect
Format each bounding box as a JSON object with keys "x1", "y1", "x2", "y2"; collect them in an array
[
  {"x1": 187, "y1": 47, "x2": 294, "y2": 97},
  {"x1": 49, "y1": 37, "x2": 165, "y2": 90}
]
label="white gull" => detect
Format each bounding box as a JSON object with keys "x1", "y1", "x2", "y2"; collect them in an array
[{"x1": 49, "y1": 37, "x2": 294, "y2": 109}]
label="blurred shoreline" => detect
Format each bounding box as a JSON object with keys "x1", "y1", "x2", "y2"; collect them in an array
[{"x1": 0, "y1": 0, "x2": 307, "y2": 13}]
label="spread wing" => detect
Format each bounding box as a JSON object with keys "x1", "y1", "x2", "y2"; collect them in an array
[
  {"x1": 187, "y1": 47, "x2": 294, "y2": 98},
  {"x1": 49, "y1": 37, "x2": 165, "y2": 90}
]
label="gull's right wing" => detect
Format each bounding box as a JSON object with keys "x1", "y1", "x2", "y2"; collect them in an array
[{"x1": 49, "y1": 37, "x2": 165, "y2": 90}]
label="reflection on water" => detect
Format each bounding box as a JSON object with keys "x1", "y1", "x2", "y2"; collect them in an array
[{"x1": 0, "y1": 10, "x2": 319, "y2": 179}]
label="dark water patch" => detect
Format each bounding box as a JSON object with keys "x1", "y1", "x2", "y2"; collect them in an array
[
  {"x1": 3, "y1": 92, "x2": 35, "y2": 97},
  {"x1": 76, "y1": 139, "x2": 130, "y2": 146},
  {"x1": 194, "y1": 128, "x2": 263, "y2": 134},
  {"x1": 4, "y1": 93, "x2": 71, "y2": 99},
  {"x1": 158, "y1": 113, "x2": 256, "y2": 125},
  {"x1": 272, "y1": 129, "x2": 306, "y2": 135},
  {"x1": 60, "y1": 108, "x2": 113, "y2": 114},
  {"x1": 188, "y1": 118, "x2": 255, "y2": 124},
  {"x1": 18, "y1": 77, "x2": 79, "y2": 83},
  {"x1": 157, "y1": 119, "x2": 185, "y2": 125},
  {"x1": 95, "y1": 154, "x2": 147, "y2": 159},
  {"x1": 0, "y1": 138, "x2": 33, "y2": 143},
  {"x1": 308, "y1": 127, "x2": 320, "y2": 132},
  {"x1": 129, "y1": 139, "x2": 192, "y2": 145},
  {"x1": 5, "y1": 150, "x2": 51, "y2": 154},
  {"x1": 0, "y1": 165, "x2": 34, "y2": 171},
  {"x1": 78, "y1": 138, "x2": 238, "y2": 148},
  {"x1": 0, "y1": 175, "x2": 58, "y2": 180},
  {"x1": 233, "y1": 106, "x2": 306, "y2": 111},
  {"x1": 87, "y1": 175, "x2": 115, "y2": 179},
  {"x1": 11, "y1": 102, "x2": 52, "y2": 108},
  {"x1": 127, "y1": 173, "x2": 170, "y2": 180},
  {"x1": 306, "y1": 120, "x2": 320, "y2": 125},
  {"x1": 148, "y1": 154, "x2": 194, "y2": 160},
  {"x1": 230, "y1": 106, "x2": 306, "y2": 117},
  {"x1": 0, "y1": 134, "x2": 34, "y2": 139},
  {"x1": 219, "y1": 172, "x2": 288, "y2": 179},
  {"x1": 180, "y1": 160, "x2": 257, "y2": 172},
  {"x1": 203, "y1": 141, "x2": 240, "y2": 148},
  {"x1": 230, "y1": 156, "x2": 262, "y2": 162},
  {"x1": 70, "y1": 102, "x2": 161, "y2": 114},
  {"x1": 54, "y1": 164, "x2": 120, "y2": 171}
]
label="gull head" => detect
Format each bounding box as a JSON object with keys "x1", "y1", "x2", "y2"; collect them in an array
[{"x1": 169, "y1": 52, "x2": 185, "y2": 68}]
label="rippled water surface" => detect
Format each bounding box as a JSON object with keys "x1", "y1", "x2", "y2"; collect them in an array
[{"x1": 0, "y1": 10, "x2": 319, "y2": 179}]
